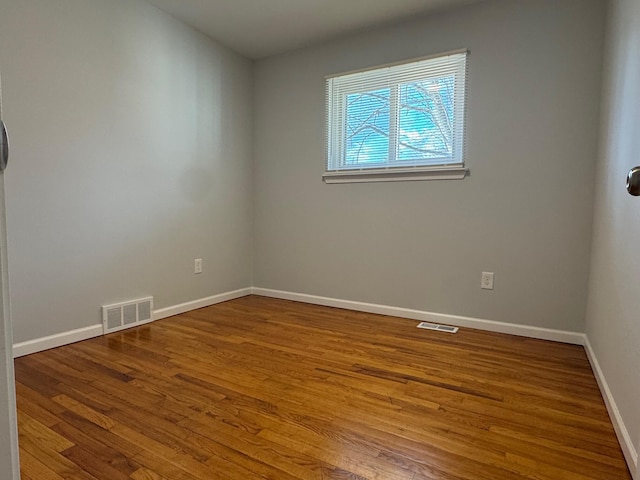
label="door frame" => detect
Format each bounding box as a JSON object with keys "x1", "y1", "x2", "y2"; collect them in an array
[{"x1": 0, "y1": 65, "x2": 21, "y2": 480}]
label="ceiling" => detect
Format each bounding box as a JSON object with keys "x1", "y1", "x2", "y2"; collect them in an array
[{"x1": 145, "y1": 0, "x2": 481, "y2": 59}]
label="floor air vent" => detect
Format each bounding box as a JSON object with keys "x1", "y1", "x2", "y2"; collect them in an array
[
  {"x1": 102, "y1": 297, "x2": 154, "y2": 334},
  {"x1": 417, "y1": 322, "x2": 459, "y2": 334}
]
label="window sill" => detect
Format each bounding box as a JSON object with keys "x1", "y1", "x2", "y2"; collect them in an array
[{"x1": 323, "y1": 166, "x2": 469, "y2": 184}]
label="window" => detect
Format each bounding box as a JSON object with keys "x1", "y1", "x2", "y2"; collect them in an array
[{"x1": 325, "y1": 49, "x2": 469, "y2": 183}]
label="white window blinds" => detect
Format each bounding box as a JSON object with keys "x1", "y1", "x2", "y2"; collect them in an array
[{"x1": 326, "y1": 50, "x2": 468, "y2": 180}]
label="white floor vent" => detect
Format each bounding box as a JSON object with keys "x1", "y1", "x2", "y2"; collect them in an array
[
  {"x1": 102, "y1": 297, "x2": 154, "y2": 334},
  {"x1": 417, "y1": 322, "x2": 459, "y2": 334}
]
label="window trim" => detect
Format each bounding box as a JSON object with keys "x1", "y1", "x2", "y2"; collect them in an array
[
  {"x1": 322, "y1": 165, "x2": 469, "y2": 184},
  {"x1": 325, "y1": 48, "x2": 469, "y2": 184}
]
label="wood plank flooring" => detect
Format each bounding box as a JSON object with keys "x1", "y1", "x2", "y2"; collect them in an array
[{"x1": 15, "y1": 295, "x2": 631, "y2": 479}]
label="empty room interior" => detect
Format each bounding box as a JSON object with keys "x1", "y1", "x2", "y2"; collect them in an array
[{"x1": 0, "y1": 0, "x2": 639, "y2": 478}]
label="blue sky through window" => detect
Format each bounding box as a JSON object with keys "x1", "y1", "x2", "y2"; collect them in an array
[
  {"x1": 345, "y1": 88, "x2": 390, "y2": 166},
  {"x1": 399, "y1": 77, "x2": 455, "y2": 161},
  {"x1": 344, "y1": 76, "x2": 455, "y2": 166}
]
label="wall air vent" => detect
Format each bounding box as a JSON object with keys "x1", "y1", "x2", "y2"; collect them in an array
[
  {"x1": 417, "y1": 322, "x2": 459, "y2": 334},
  {"x1": 102, "y1": 297, "x2": 154, "y2": 334}
]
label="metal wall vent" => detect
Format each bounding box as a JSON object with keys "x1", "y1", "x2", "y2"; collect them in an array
[
  {"x1": 417, "y1": 322, "x2": 459, "y2": 334},
  {"x1": 102, "y1": 297, "x2": 154, "y2": 334}
]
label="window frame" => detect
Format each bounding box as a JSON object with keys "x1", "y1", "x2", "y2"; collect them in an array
[{"x1": 324, "y1": 49, "x2": 469, "y2": 184}]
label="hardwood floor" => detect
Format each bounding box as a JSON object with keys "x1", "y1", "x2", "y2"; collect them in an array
[{"x1": 15, "y1": 295, "x2": 631, "y2": 479}]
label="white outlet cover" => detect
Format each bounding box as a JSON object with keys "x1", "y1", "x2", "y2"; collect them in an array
[{"x1": 481, "y1": 272, "x2": 494, "y2": 290}]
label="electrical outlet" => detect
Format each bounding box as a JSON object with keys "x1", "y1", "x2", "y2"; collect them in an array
[
  {"x1": 481, "y1": 272, "x2": 494, "y2": 290},
  {"x1": 194, "y1": 258, "x2": 203, "y2": 274}
]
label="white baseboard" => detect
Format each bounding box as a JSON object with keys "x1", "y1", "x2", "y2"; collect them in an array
[
  {"x1": 251, "y1": 287, "x2": 585, "y2": 345},
  {"x1": 13, "y1": 287, "x2": 582, "y2": 358},
  {"x1": 153, "y1": 287, "x2": 252, "y2": 321},
  {"x1": 583, "y1": 336, "x2": 638, "y2": 477},
  {"x1": 13, "y1": 287, "x2": 253, "y2": 358},
  {"x1": 13, "y1": 324, "x2": 103, "y2": 358}
]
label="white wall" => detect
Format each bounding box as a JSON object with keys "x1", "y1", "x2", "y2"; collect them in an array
[
  {"x1": 0, "y1": 0, "x2": 253, "y2": 343},
  {"x1": 253, "y1": 0, "x2": 606, "y2": 331},
  {"x1": 586, "y1": 0, "x2": 640, "y2": 474}
]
